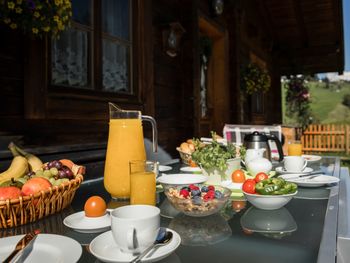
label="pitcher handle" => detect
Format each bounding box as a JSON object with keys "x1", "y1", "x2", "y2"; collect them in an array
[{"x1": 142, "y1": 115, "x2": 158, "y2": 152}]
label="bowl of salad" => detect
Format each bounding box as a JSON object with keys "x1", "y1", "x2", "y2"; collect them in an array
[{"x1": 242, "y1": 177, "x2": 298, "y2": 210}]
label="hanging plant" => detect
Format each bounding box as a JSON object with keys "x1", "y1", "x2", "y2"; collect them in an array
[
  {"x1": 284, "y1": 75, "x2": 313, "y2": 129},
  {"x1": 241, "y1": 63, "x2": 271, "y2": 95},
  {"x1": 0, "y1": 0, "x2": 72, "y2": 38}
]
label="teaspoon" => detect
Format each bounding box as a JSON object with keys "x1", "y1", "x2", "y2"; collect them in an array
[{"x1": 130, "y1": 228, "x2": 173, "y2": 263}]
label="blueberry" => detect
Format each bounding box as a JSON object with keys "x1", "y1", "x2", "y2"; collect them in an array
[
  {"x1": 214, "y1": 190, "x2": 223, "y2": 199},
  {"x1": 191, "y1": 189, "x2": 201, "y2": 197},
  {"x1": 192, "y1": 196, "x2": 202, "y2": 205},
  {"x1": 201, "y1": 186, "x2": 209, "y2": 192}
]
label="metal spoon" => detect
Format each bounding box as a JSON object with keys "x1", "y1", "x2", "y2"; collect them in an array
[{"x1": 130, "y1": 228, "x2": 173, "y2": 263}]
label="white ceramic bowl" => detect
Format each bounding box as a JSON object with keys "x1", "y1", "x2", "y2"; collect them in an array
[
  {"x1": 243, "y1": 191, "x2": 297, "y2": 210},
  {"x1": 157, "y1": 173, "x2": 208, "y2": 190}
]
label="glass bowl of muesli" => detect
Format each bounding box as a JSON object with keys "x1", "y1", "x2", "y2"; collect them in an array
[{"x1": 164, "y1": 184, "x2": 231, "y2": 217}]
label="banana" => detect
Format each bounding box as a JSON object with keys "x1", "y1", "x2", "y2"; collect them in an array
[
  {"x1": 0, "y1": 145, "x2": 29, "y2": 185},
  {"x1": 10, "y1": 142, "x2": 43, "y2": 172}
]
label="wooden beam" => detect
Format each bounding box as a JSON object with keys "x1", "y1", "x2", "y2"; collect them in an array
[{"x1": 293, "y1": 0, "x2": 308, "y2": 47}]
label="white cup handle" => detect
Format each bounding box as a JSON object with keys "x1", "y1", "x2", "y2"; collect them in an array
[
  {"x1": 302, "y1": 159, "x2": 308, "y2": 171},
  {"x1": 127, "y1": 228, "x2": 138, "y2": 251}
]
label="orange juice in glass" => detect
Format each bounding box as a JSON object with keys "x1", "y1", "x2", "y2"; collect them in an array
[
  {"x1": 288, "y1": 140, "x2": 303, "y2": 156},
  {"x1": 104, "y1": 103, "x2": 157, "y2": 200},
  {"x1": 130, "y1": 160, "x2": 157, "y2": 206}
]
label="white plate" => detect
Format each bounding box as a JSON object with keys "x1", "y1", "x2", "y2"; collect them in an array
[
  {"x1": 275, "y1": 166, "x2": 313, "y2": 175},
  {"x1": 63, "y1": 211, "x2": 111, "y2": 233},
  {"x1": 280, "y1": 174, "x2": 340, "y2": 187},
  {"x1": 159, "y1": 165, "x2": 173, "y2": 172},
  {"x1": 221, "y1": 180, "x2": 243, "y2": 191},
  {"x1": 179, "y1": 166, "x2": 202, "y2": 173},
  {"x1": 0, "y1": 234, "x2": 82, "y2": 262},
  {"x1": 302, "y1": 154, "x2": 322, "y2": 162},
  {"x1": 89, "y1": 228, "x2": 181, "y2": 263},
  {"x1": 157, "y1": 174, "x2": 208, "y2": 185}
]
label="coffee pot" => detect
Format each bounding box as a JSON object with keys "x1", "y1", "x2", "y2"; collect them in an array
[{"x1": 243, "y1": 131, "x2": 284, "y2": 162}]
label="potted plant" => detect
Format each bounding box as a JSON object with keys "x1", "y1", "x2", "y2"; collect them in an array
[
  {"x1": 0, "y1": 0, "x2": 72, "y2": 38},
  {"x1": 191, "y1": 133, "x2": 245, "y2": 185}
]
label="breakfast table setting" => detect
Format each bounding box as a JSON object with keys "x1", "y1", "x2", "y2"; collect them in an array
[
  {"x1": 0, "y1": 153, "x2": 346, "y2": 263},
  {"x1": 0, "y1": 104, "x2": 348, "y2": 263}
]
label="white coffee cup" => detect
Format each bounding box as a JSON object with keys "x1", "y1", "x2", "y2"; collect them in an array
[
  {"x1": 111, "y1": 205, "x2": 160, "y2": 254},
  {"x1": 283, "y1": 156, "x2": 308, "y2": 172}
]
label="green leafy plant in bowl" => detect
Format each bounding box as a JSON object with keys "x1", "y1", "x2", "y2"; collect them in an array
[{"x1": 191, "y1": 132, "x2": 245, "y2": 185}]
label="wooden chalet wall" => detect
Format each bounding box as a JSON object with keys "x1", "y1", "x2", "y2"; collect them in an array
[
  {"x1": 0, "y1": 0, "x2": 284, "y2": 159},
  {"x1": 234, "y1": 0, "x2": 282, "y2": 125}
]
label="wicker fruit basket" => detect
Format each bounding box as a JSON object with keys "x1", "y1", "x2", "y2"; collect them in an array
[
  {"x1": 0, "y1": 174, "x2": 83, "y2": 229},
  {"x1": 176, "y1": 147, "x2": 192, "y2": 165}
]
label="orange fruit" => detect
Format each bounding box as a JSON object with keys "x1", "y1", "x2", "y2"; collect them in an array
[
  {"x1": 231, "y1": 169, "x2": 246, "y2": 183},
  {"x1": 84, "y1": 196, "x2": 107, "y2": 217},
  {"x1": 189, "y1": 159, "x2": 197, "y2": 167}
]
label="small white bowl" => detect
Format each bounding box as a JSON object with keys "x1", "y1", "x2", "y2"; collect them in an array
[
  {"x1": 157, "y1": 173, "x2": 208, "y2": 189},
  {"x1": 243, "y1": 191, "x2": 297, "y2": 210}
]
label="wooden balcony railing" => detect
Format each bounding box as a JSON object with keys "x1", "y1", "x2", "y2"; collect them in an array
[{"x1": 301, "y1": 124, "x2": 350, "y2": 154}]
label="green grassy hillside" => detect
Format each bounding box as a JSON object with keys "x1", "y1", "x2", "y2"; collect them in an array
[
  {"x1": 282, "y1": 80, "x2": 350, "y2": 124},
  {"x1": 308, "y1": 81, "x2": 350, "y2": 123}
]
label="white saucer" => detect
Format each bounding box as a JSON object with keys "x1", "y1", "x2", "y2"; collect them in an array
[
  {"x1": 221, "y1": 180, "x2": 243, "y2": 191},
  {"x1": 180, "y1": 166, "x2": 202, "y2": 173},
  {"x1": 279, "y1": 174, "x2": 340, "y2": 187},
  {"x1": 275, "y1": 166, "x2": 313, "y2": 175},
  {"x1": 63, "y1": 211, "x2": 111, "y2": 233},
  {"x1": 159, "y1": 165, "x2": 173, "y2": 172},
  {"x1": 89, "y1": 228, "x2": 181, "y2": 263},
  {"x1": 0, "y1": 234, "x2": 82, "y2": 262},
  {"x1": 157, "y1": 174, "x2": 208, "y2": 186},
  {"x1": 302, "y1": 154, "x2": 322, "y2": 162}
]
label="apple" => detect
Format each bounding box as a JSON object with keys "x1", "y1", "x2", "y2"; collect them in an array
[
  {"x1": 0, "y1": 186, "x2": 22, "y2": 201},
  {"x1": 21, "y1": 177, "x2": 52, "y2": 196}
]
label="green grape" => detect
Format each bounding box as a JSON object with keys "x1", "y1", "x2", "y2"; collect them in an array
[
  {"x1": 49, "y1": 178, "x2": 56, "y2": 185},
  {"x1": 35, "y1": 170, "x2": 44, "y2": 176},
  {"x1": 49, "y1": 167, "x2": 59, "y2": 176},
  {"x1": 43, "y1": 170, "x2": 52, "y2": 178}
]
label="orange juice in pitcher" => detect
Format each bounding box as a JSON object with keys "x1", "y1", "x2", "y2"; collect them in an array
[{"x1": 104, "y1": 103, "x2": 157, "y2": 199}]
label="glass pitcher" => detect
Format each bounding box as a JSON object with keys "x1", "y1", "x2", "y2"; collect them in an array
[{"x1": 104, "y1": 103, "x2": 157, "y2": 199}]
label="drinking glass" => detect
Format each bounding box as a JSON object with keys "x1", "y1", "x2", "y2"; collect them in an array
[
  {"x1": 288, "y1": 140, "x2": 303, "y2": 156},
  {"x1": 129, "y1": 160, "x2": 158, "y2": 205}
]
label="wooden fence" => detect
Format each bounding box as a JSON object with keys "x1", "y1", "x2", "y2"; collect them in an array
[{"x1": 301, "y1": 124, "x2": 350, "y2": 154}]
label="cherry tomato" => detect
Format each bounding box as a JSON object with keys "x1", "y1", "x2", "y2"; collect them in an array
[
  {"x1": 84, "y1": 196, "x2": 107, "y2": 217},
  {"x1": 231, "y1": 200, "x2": 247, "y2": 212},
  {"x1": 255, "y1": 172, "x2": 269, "y2": 183},
  {"x1": 231, "y1": 169, "x2": 246, "y2": 183},
  {"x1": 242, "y1": 179, "x2": 256, "y2": 194}
]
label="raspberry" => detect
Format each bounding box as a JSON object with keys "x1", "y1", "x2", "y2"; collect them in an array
[
  {"x1": 189, "y1": 184, "x2": 199, "y2": 190},
  {"x1": 179, "y1": 189, "x2": 190, "y2": 198},
  {"x1": 207, "y1": 190, "x2": 215, "y2": 197},
  {"x1": 203, "y1": 193, "x2": 214, "y2": 201},
  {"x1": 207, "y1": 185, "x2": 215, "y2": 191}
]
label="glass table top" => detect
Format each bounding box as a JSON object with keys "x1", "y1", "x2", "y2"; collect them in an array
[{"x1": 0, "y1": 156, "x2": 340, "y2": 263}]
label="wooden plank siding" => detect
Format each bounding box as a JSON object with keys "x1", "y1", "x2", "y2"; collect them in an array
[{"x1": 302, "y1": 124, "x2": 350, "y2": 154}]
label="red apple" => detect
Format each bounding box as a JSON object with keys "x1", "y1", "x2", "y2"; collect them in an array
[
  {"x1": 22, "y1": 177, "x2": 52, "y2": 196},
  {"x1": 0, "y1": 186, "x2": 22, "y2": 201}
]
